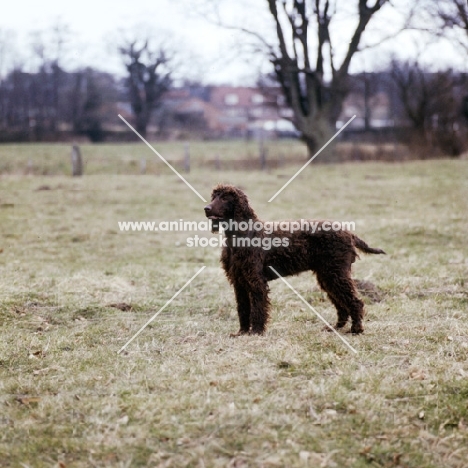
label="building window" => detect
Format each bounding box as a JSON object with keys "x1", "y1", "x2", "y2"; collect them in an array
[
  {"x1": 251, "y1": 93, "x2": 264, "y2": 104},
  {"x1": 225, "y1": 94, "x2": 239, "y2": 105},
  {"x1": 251, "y1": 108, "x2": 263, "y2": 118}
]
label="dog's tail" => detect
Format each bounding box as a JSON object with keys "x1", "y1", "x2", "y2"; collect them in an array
[{"x1": 354, "y1": 235, "x2": 386, "y2": 255}]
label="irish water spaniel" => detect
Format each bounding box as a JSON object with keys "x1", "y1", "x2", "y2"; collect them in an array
[{"x1": 204, "y1": 184, "x2": 385, "y2": 336}]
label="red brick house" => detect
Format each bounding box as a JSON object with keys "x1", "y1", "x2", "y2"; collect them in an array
[{"x1": 162, "y1": 85, "x2": 296, "y2": 138}]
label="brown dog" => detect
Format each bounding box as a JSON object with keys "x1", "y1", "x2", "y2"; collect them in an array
[{"x1": 204, "y1": 184, "x2": 385, "y2": 335}]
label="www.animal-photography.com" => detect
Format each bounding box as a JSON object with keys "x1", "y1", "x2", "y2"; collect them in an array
[{"x1": 1, "y1": 1, "x2": 468, "y2": 467}]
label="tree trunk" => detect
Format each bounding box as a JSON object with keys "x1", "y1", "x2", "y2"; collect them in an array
[
  {"x1": 135, "y1": 111, "x2": 148, "y2": 138},
  {"x1": 296, "y1": 107, "x2": 343, "y2": 162}
]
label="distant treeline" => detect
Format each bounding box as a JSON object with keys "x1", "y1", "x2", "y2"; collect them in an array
[{"x1": 0, "y1": 66, "x2": 122, "y2": 143}]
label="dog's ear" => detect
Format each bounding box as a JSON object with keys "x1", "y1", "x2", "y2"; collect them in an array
[{"x1": 232, "y1": 187, "x2": 256, "y2": 221}]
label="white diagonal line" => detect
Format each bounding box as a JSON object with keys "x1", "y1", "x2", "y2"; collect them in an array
[
  {"x1": 268, "y1": 115, "x2": 356, "y2": 202},
  {"x1": 118, "y1": 114, "x2": 207, "y2": 203},
  {"x1": 117, "y1": 266, "x2": 206, "y2": 354},
  {"x1": 268, "y1": 266, "x2": 358, "y2": 354}
]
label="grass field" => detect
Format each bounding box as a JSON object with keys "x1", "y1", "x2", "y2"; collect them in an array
[{"x1": 0, "y1": 143, "x2": 468, "y2": 467}]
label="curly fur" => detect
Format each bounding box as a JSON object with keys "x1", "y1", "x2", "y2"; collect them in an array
[{"x1": 204, "y1": 184, "x2": 385, "y2": 335}]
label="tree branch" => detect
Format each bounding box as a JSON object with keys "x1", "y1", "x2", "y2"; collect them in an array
[
  {"x1": 267, "y1": 0, "x2": 291, "y2": 61},
  {"x1": 337, "y1": 0, "x2": 389, "y2": 79}
]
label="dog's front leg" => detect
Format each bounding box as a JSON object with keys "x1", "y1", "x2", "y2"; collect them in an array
[
  {"x1": 248, "y1": 279, "x2": 270, "y2": 335},
  {"x1": 231, "y1": 281, "x2": 251, "y2": 336}
]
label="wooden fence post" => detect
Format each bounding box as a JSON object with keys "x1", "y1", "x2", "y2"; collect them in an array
[
  {"x1": 71, "y1": 145, "x2": 83, "y2": 176},
  {"x1": 140, "y1": 158, "x2": 147, "y2": 175},
  {"x1": 259, "y1": 137, "x2": 267, "y2": 170},
  {"x1": 184, "y1": 144, "x2": 190, "y2": 173},
  {"x1": 215, "y1": 154, "x2": 220, "y2": 171}
]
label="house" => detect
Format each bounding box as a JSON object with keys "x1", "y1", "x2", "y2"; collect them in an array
[
  {"x1": 161, "y1": 78, "x2": 405, "y2": 140},
  {"x1": 161, "y1": 85, "x2": 297, "y2": 138}
]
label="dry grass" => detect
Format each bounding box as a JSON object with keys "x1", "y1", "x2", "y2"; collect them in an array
[{"x1": 0, "y1": 154, "x2": 468, "y2": 467}]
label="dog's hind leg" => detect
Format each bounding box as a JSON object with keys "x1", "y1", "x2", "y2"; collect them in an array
[
  {"x1": 316, "y1": 269, "x2": 365, "y2": 334},
  {"x1": 321, "y1": 291, "x2": 350, "y2": 330}
]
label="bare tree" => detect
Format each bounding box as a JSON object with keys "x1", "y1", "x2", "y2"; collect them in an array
[
  {"x1": 0, "y1": 29, "x2": 15, "y2": 130},
  {"x1": 28, "y1": 22, "x2": 71, "y2": 138},
  {"x1": 119, "y1": 38, "x2": 172, "y2": 137},
  {"x1": 68, "y1": 68, "x2": 119, "y2": 142},
  {"x1": 268, "y1": 0, "x2": 398, "y2": 154},
  {"x1": 434, "y1": 0, "x2": 468, "y2": 53},
  {"x1": 203, "y1": 0, "x2": 415, "y2": 156},
  {"x1": 389, "y1": 58, "x2": 468, "y2": 156},
  {"x1": 389, "y1": 59, "x2": 432, "y2": 135}
]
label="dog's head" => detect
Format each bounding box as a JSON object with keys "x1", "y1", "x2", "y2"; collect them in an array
[{"x1": 204, "y1": 184, "x2": 255, "y2": 232}]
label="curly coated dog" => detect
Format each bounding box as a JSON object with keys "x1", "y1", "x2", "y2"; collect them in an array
[{"x1": 204, "y1": 184, "x2": 385, "y2": 336}]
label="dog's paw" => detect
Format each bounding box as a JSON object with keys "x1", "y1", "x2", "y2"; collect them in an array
[
  {"x1": 323, "y1": 323, "x2": 346, "y2": 333},
  {"x1": 348, "y1": 326, "x2": 364, "y2": 335},
  {"x1": 229, "y1": 330, "x2": 249, "y2": 338},
  {"x1": 249, "y1": 329, "x2": 265, "y2": 336}
]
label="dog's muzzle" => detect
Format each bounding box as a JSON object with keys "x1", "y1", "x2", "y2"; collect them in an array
[{"x1": 204, "y1": 204, "x2": 223, "y2": 232}]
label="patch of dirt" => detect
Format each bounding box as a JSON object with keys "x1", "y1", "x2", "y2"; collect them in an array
[
  {"x1": 35, "y1": 185, "x2": 52, "y2": 191},
  {"x1": 107, "y1": 302, "x2": 133, "y2": 312},
  {"x1": 354, "y1": 279, "x2": 383, "y2": 303}
]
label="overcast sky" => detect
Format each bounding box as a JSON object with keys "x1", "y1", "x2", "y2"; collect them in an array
[{"x1": 0, "y1": 0, "x2": 465, "y2": 84}]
